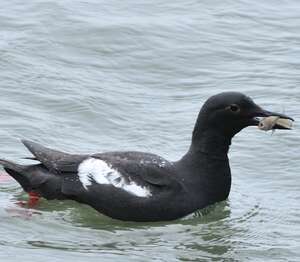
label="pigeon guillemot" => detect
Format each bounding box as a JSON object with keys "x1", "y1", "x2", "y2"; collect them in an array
[{"x1": 0, "y1": 92, "x2": 293, "y2": 222}]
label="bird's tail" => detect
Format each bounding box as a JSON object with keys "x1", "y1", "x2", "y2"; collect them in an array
[{"x1": 0, "y1": 159, "x2": 64, "y2": 200}]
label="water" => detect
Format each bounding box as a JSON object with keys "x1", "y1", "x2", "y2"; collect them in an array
[{"x1": 0, "y1": 0, "x2": 299, "y2": 261}]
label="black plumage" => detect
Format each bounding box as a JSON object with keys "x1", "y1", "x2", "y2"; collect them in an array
[{"x1": 0, "y1": 92, "x2": 293, "y2": 221}]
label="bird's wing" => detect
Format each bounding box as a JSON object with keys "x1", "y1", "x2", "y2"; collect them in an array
[
  {"x1": 92, "y1": 152, "x2": 179, "y2": 187},
  {"x1": 21, "y1": 140, "x2": 182, "y2": 198},
  {"x1": 21, "y1": 140, "x2": 88, "y2": 173},
  {"x1": 61, "y1": 152, "x2": 182, "y2": 197}
]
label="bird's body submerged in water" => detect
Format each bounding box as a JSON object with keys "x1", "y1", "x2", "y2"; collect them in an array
[{"x1": 0, "y1": 92, "x2": 293, "y2": 222}]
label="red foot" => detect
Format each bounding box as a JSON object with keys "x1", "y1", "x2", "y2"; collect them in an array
[
  {"x1": 1, "y1": 171, "x2": 41, "y2": 208},
  {"x1": 28, "y1": 191, "x2": 41, "y2": 208},
  {"x1": 16, "y1": 192, "x2": 41, "y2": 208}
]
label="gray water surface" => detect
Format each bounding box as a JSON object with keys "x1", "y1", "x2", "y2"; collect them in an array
[{"x1": 0, "y1": 1, "x2": 299, "y2": 261}]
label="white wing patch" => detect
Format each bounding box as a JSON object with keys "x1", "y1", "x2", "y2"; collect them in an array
[{"x1": 78, "y1": 158, "x2": 152, "y2": 197}]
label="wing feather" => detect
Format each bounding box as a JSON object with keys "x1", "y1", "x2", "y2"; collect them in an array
[{"x1": 22, "y1": 140, "x2": 87, "y2": 173}]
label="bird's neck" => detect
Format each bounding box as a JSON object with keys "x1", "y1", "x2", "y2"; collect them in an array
[
  {"x1": 190, "y1": 128, "x2": 232, "y2": 159},
  {"x1": 177, "y1": 129, "x2": 232, "y2": 208}
]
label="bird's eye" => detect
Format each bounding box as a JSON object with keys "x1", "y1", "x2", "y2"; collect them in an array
[{"x1": 228, "y1": 104, "x2": 240, "y2": 113}]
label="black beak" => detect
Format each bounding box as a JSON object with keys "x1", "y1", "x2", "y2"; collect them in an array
[{"x1": 249, "y1": 106, "x2": 294, "y2": 130}]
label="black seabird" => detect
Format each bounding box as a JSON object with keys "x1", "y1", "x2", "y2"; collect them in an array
[{"x1": 0, "y1": 92, "x2": 293, "y2": 222}]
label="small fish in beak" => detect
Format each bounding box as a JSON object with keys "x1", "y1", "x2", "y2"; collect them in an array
[{"x1": 258, "y1": 116, "x2": 294, "y2": 131}]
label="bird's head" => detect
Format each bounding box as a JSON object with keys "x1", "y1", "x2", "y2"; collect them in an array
[{"x1": 193, "y1": 92, "x2": 294, "y2": 141}]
